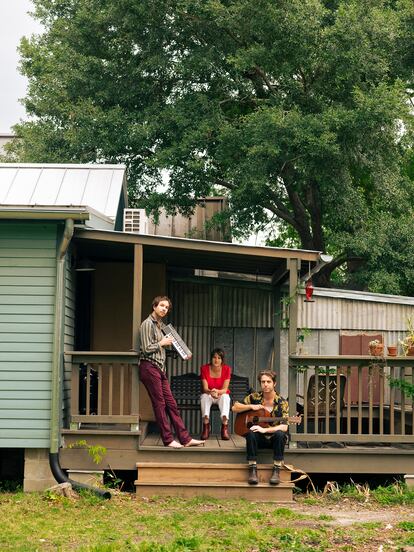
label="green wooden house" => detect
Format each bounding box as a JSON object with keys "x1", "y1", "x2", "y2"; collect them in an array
[
  {"x1": 0, "y1": 163, "x2": 127, "y2": 490},
  {"x1": 1, "y1": 162, "x2": 412, "y2": 500}
]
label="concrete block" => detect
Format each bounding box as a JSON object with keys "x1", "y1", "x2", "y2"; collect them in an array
[
  {"x1": 404, "y1": 475, "x2": 414, "y2": 489},
  {"x1": 24, "y1": 448, "x2": 56, "y2": 492},
  {"x1": 67, "y1": 470, "x2": 104, "y2": 487}
]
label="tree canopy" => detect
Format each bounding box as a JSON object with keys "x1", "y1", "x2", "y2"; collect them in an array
[{"x1": 8, "y1": 0, "x2": 414, "y2": 292}]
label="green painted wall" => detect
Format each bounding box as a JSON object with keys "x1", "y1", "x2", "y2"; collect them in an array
[{"x1": 0, "y1": 222, "x2": 57, "y2": 448}]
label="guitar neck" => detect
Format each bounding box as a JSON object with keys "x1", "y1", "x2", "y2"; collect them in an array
[{"x1": 253, "y1": 417, "x2": 288, "y2": 424}]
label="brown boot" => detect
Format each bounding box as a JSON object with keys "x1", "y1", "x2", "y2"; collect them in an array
[
  {"x1": 248, "y1": 464, "x2": 258, "y2": 485},
  {"x1": 221, "y1": 423, "x2": 230, "y2": 440},
  {"x1": 201, "y1": 422, "x2": 210, "y2": 440},
  {"x1": 269, "y1": 466, "x2": 280, "y2": 486}
]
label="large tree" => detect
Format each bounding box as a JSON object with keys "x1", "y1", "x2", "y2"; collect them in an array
[{"x1": 8, "y1": 0, "x2": 414, "y2": 291}]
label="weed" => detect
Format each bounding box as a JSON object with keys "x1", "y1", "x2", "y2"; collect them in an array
[
  {"x1": 68, "y1": 439, "x2": 107, "y2": 465},
  {"x1": 398, "y1": 521, "x2": 414, "y2": 531},
  {"x1": 371, "y1": 482, "x2": 414, "y2": 505},
  {"x1": 273, "y1": 507, "x2": 303, "y2": 519}
]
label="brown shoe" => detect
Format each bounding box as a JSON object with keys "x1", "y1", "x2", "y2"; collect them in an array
[
  {"x1": 269, "y1": 466, "x2": 280, "y2": 485},
  {"x1": 201, "y1": 422, "x2": 210, "y2": 440},
  {"x1": 248, "y1": 464, "x2": 258, "y2": 485},
  {"x1": 221, "y1": 424, "x2": 230, "y2": 440}
]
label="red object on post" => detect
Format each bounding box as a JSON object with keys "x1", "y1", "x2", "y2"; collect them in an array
[{"x1": 304, "y1": 279, "x2": 315, "y2": 302}]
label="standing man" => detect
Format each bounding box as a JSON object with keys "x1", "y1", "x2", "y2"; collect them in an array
[
  {"x1": 139, "y1": 295, "x2": 204, "y2": 448},
  {"x1": 232, "y1": 370, "x2": 289, "y2": 485}
]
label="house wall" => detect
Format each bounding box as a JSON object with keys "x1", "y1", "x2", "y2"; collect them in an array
[
  {"x1": 0, "y1": 221, "x2": 57, "y2": 448},
  {"x1": 62, "y1": 252, "x2": 75, "y2": 427},
  {"x1": 91, "y1": 262, "x2": 133, "y2": 351}
]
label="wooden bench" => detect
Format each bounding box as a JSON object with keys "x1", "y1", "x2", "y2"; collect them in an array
[{"x1": 170, "y1": 372, "x2": 252, "y2": 433}]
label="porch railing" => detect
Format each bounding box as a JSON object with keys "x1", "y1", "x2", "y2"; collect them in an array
[
  {"x1": 68, "y1": 352, "x2": 140, "y2": 431},
  {"x1": 289, "y1": 355, "x2": 414, "y2": 445}
]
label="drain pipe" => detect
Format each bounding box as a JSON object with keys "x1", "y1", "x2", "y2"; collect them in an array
[{"x1": 49, "y1": 218, "x2": 110, "y2": 499}]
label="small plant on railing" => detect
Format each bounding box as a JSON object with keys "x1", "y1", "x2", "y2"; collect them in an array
[
  {"x1": 398, "y1": 315, "x2": 414, "y2": 356},
  {"x1": 368, "y1": 339, "x2": 384, "y2": 356},
  {"x1": 388, "y1": 377, "x2": 414, "y2": 401},
  {"x1": 68, "y1": 440, "x2": 107, "y2": 465},
  {"x1": 316, "y1": 367, "x2": 337, "y2": 375}
]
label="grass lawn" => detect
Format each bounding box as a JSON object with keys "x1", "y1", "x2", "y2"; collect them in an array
[{"x1": 0, "y1": 487, "x2": 413, "y2": 551}]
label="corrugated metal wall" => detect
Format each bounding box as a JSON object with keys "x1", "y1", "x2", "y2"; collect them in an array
[
  {"x1": 167, "y1": 279, "x2": 274, "y2": 433},
  {"x1": 165, "y1": 281, "x2": 414, "y2": 415},
  {"x1": 298, "y1": 293, "x2": 414, "y2": 332}
]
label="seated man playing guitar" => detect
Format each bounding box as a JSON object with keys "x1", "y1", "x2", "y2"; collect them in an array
[{"x1": 232, "y1": 370, "x2": 289, "y2": 486}]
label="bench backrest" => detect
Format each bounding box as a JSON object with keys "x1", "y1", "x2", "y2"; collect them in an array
[{"x1": 170, "y1": 372, "x2": 251, "y2": 407}]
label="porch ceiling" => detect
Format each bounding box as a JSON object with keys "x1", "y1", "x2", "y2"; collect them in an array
[{"x1": 74, "y1": 228, "x2": 321, "y2": 281}]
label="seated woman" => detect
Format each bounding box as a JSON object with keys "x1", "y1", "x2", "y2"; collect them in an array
[{"x1": 200, "y1": 348, "x2": 232, "y2": 440}]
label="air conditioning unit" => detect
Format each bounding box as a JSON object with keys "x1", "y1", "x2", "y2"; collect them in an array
[{"x1": 123, "y1": 208, "x2": 149, "y2": 234}]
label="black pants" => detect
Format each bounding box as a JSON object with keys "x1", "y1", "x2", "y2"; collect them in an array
[{"x1": 245, "y1": 430, "x2": 287, "y2": 462}]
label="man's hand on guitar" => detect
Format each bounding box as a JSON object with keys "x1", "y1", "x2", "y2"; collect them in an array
[{"x1": 250, "y1": 424, "x2": 267, "y2": 433}]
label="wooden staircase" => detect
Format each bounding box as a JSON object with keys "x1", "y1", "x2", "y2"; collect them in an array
[{"x1": 135, "y1": 462, "x2": 294, "y2": 502}]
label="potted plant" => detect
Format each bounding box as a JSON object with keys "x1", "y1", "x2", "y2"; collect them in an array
[
  {"x1": 387, "y1": 344, "x2": 398, "y2": 357},
  {"x1": 399, "y1": 316, "x2": 414, "y2": 356},
  {"x1": 368, "y1": 339, "x2": 384, "y2": 356}
]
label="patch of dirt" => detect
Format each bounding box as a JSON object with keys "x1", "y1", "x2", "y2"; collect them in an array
[{"x1": 290, "y1": 500, "x2": 414, "y2": 526}]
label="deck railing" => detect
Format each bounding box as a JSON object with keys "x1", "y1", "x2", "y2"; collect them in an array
[
  {"x1": 68, "y1": 352, "x2": 140, "y2": 430},
  {"x1": 289, "y1": 355, "x2": 414, "y2": 445}
]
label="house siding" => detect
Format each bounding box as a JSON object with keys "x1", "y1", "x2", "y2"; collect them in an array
[
  {"x1": 0, "y1": 222, "x2": 57, "y2": 448},
  {"x1": 62, "y1": 252, "x2": 75, "y2": 427}
]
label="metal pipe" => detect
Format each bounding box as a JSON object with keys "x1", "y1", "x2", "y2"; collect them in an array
[{"x1": 49, "y1": 453, "x2": 111, "y2": 499}]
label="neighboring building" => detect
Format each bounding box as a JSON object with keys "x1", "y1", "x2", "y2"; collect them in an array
[{"x1": 124, "y1": 197, "x2": 230, "y2": 242}]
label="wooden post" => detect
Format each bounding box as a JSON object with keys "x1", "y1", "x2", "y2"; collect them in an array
[
  {"x1": 132, "y1": 244, "x2": 143, "y2": 350},
  {"x1": 287, "y1": 258, "x2": 300, "y2": 444},
  {"x1": 131, "y1": 244, "x2": 143, "y2": 427}
]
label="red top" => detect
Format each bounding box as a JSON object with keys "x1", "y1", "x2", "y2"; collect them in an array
[{"x1": 200, "y1": 363, "x2": 231, "y2": 394}]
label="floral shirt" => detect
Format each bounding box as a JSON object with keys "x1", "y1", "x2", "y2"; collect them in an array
[{"x1": 243, "y1": 391, "x2": 289, "y2": 426}]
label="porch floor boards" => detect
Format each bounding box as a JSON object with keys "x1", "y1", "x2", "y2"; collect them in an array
[{"x1": 139, "y1": 432, "x2": 245, "y2": 450}]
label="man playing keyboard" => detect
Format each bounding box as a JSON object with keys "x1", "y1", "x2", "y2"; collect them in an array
[{"x1": 139, "y1": 295, "x2": 204, "y2": 448}]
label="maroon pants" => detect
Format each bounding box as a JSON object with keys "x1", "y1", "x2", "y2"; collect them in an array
[{"x1": 139, "y1": 360, "x2": 191, "y2": 446}]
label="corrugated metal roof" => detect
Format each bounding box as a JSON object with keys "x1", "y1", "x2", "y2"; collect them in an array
[{"x1": 0, "y1": 163, "x2": 127, "y2": 220}]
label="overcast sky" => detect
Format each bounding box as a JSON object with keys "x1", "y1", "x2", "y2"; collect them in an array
[{"x1": 0, "y1": 0, "x2": 43, "y2": 133}]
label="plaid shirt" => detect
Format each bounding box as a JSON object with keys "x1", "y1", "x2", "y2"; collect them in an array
[
  {"x1": 139, "y1": 314, "x2": 166, "y2": 371},
  {"x1": 243, "y1": 391, "x2": 289, "y2": 425}
]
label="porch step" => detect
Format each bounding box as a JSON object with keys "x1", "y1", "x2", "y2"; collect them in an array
[
  {"x1": 135, "y1": 462, "x2": 294, "y2": 502},
  {"x1": 62, "y1": 429, "x2": 141, "y2": 451}
]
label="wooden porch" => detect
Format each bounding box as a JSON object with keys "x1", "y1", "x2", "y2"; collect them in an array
[{"x1": 61, "y1": 352, "x2": 414, "y2": 481}]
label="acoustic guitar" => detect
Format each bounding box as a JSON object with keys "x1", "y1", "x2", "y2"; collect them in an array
[{"x1": 234, "y1": 408, "x2": 302, "y2": 437}]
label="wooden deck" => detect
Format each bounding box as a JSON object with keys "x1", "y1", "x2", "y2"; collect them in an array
[
  {"x1": 60, "y1": 426, "x2": 414, "y2": 476},
  {"x1": 61, "y1": 352, "x2": 414, "y2": 481}
]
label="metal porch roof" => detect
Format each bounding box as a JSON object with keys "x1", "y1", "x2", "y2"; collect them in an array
[
  {"x1": 0, "y1": 163, "x2": 127, "y2": 220},
  {"x1": 74, "y1": 227, "x2": 322, "y2": 281}
]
